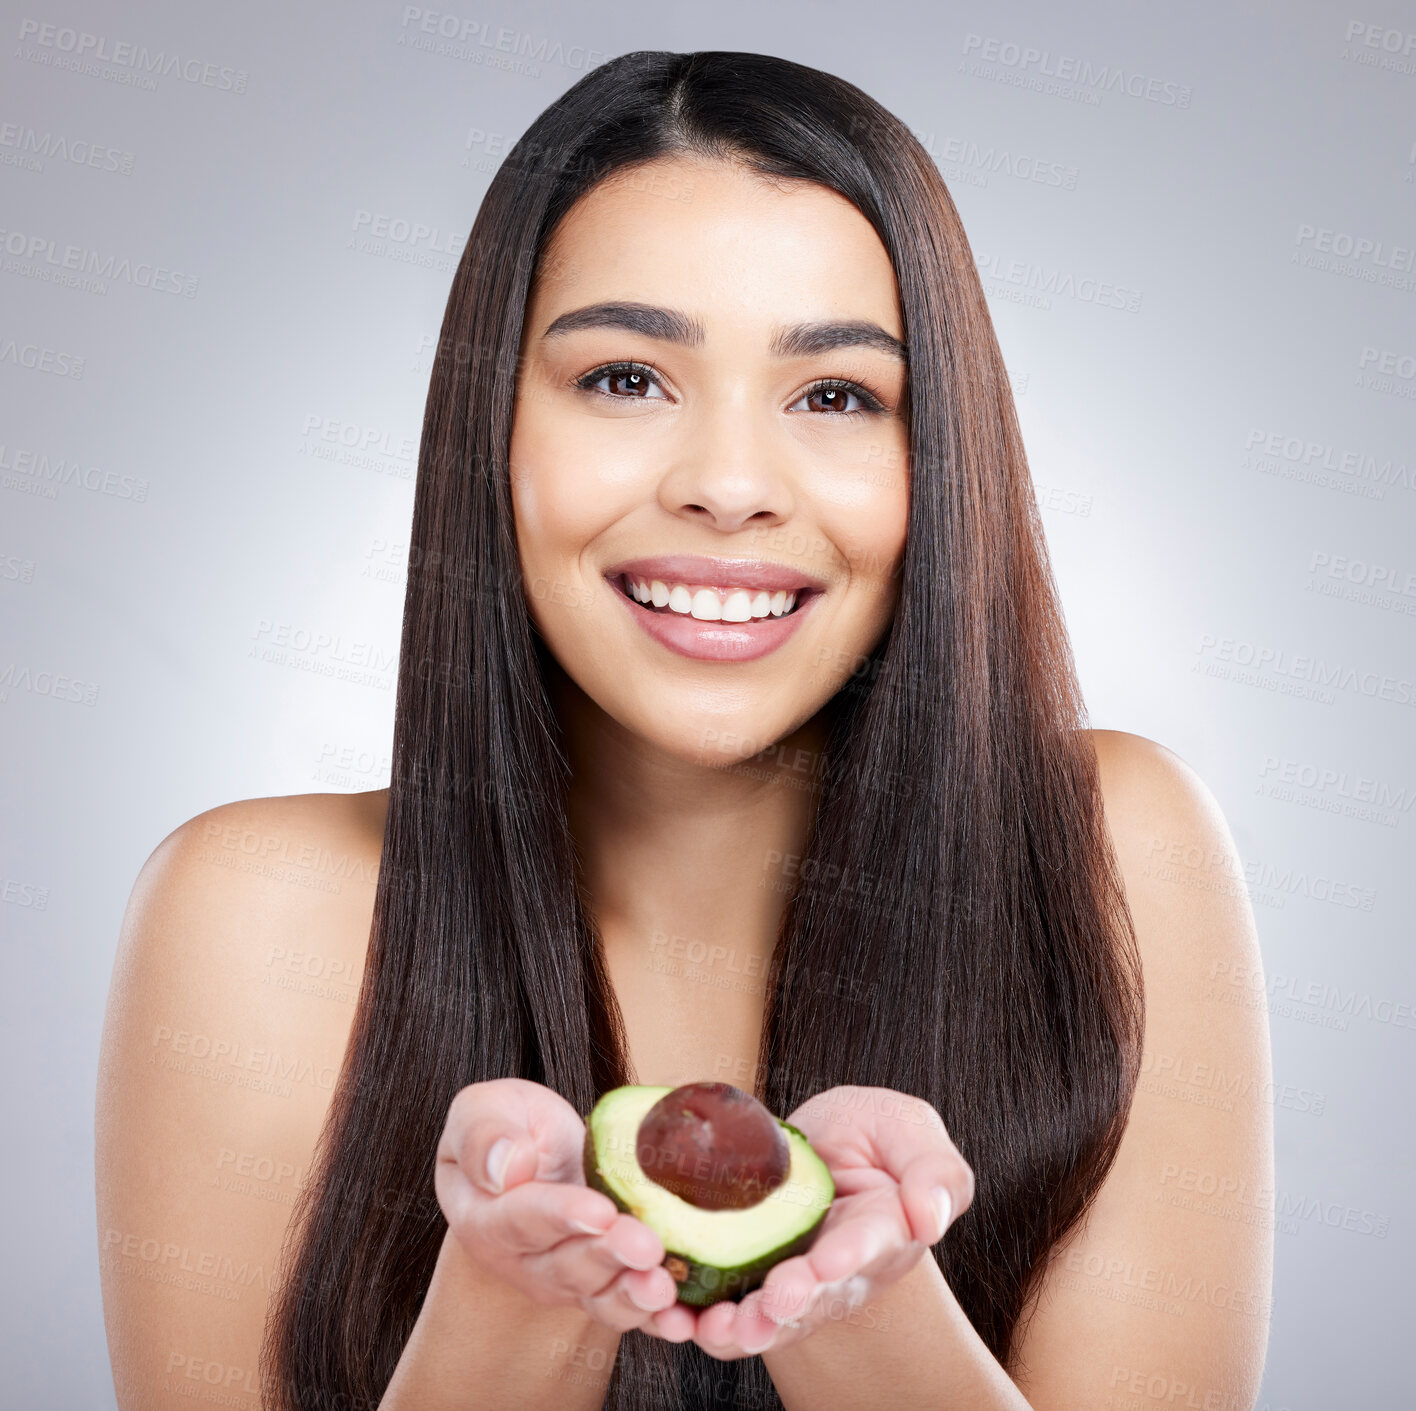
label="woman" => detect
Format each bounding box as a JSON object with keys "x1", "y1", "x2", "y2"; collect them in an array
[{"x1": 97, "y1": 50, "x2": 1274, "y2": 1411}]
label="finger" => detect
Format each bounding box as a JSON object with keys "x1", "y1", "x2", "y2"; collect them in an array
[
  {"x1": 579, "y1": 1265, "x2": 681, "y2": 1335},
  {"x1": 692, "y1": 1297, "x2": 759, "y2": 1361},
  {"x1": 439, "y1": 1078, "x2": 589, "y2": 1198},
  {"x1": 737, "y1": 1255, "x2": 817, "y2": 1329},
  {"x1": 897, "y1": 1149, "x2": 974, "y2": 1245},
  {"x1": 721, "y1": 1293, "x2": 790, "y2": 1356},
  {"x1": 846, "y1": 1091, "x2": 974, "y2": 1244},
  {"x1": 643, "y1": 1301, "x2": 697, "y2": 1343},
  {"x1": 464, "y1": 1178, "x2": 621, "y2": 1257},
  {"x1": 803, "y1": 1204, "x2": 905, "y2": 1283},
  {"x1": 528, "y1": 1212, "x2": 663, "y2": 1298}
]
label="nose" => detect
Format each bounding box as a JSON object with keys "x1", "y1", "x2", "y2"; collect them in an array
[{"x1": 655, "y1": 413, "x2": 795, "y2": 534}]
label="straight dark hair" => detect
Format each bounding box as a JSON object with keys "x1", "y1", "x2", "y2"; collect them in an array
[{"x1": 262, "y1": 49, "x2": 1144, "y2": 1411}]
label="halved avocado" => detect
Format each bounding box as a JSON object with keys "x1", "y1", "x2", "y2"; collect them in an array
[{"x1": 582, "y1": 1084, "x2": 835, "y2": 1307}]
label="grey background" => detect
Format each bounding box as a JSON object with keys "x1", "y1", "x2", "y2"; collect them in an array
[{"x1": 3, "y1": 0, "x2": 1412, "y2": 1405}]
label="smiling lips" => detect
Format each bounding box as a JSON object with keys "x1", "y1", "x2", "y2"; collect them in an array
[
  {"x1": 603, "y1": 555, "x2": 826, "y2": 662},
  {"x1": 618, "y1": 575, "x2": 801, "y2": 621}
]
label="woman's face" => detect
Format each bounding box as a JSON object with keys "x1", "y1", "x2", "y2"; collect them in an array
[{"x1": 509, "y1": 154, "x2": 910, "y2": 767}]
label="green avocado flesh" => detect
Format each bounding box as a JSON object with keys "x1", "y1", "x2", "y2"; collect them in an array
[{"x1": 582, "y1": 1084, "x2": 835, "y2": 1307}]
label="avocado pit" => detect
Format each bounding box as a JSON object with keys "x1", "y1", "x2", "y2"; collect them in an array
[{"x1": 636, "y1": 1081, "x2": 790, "y2": 1210}]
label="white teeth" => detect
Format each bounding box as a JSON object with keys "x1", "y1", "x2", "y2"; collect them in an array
[
  {"x1": 690, "y1": 588, "x2": 723, "y2": 621},
  {"x1": 621, "y1": 574, "x2": 808, "y2": 620},
  {"x1": 722, "y1": 589, "x2": 754, "y2": 622}
]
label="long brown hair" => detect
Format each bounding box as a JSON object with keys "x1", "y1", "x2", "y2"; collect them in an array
[{"x1": 262, "y1": 49, "x2": 1143, "y2": 1410}]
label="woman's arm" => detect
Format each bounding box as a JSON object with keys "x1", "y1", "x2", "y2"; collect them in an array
[
  {"x1": 681, "y1": 732, "x2": 1273, "y2": 1410},
  {"x1": 762, "y1": 1249, "x2": 1031, "y2": 1408},
  {"x1": 379, "y1": 1076, "x2": 690, "y2": 1410},
  {"x1": 96, "y1": 798, "x2": 383, "y2": 1408},
  {"x1": 95, "y1": 798, "x2": 677, "y2": 1410},
  {"x1": 378, "y1": 1226, "x2": 623, "y2": 1410},
  {"x1": 1000, "y1": 731, "x2": 1274, "y2": 1409}
]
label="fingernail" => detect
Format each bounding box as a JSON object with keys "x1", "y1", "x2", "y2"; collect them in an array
[
  {"x1": 824, "y1": 1274, "x2": 869, "y2": 1310},
  {"x1": 570, "y1": 1215, "x2": 614, "y2": 1236},
  {"x1": 616, "y1": 1249, "x2": 661, "y2": 1271},
  {"x1": 930, "y1": 1186, "x2": 953, "y2": 1242},
  {"x1": 484, "y1": 1137, "x2": 515, "y2": 1194},
  {"x1": 626, "y1": 1284, "x2": 661, "y2": 1311},
  {"x1": 740, "y1": 1320, "x2": 778, "y2": 1354},
  {"x1": 760, "y1": 1295, "x2": 805, "y2": 1328}
]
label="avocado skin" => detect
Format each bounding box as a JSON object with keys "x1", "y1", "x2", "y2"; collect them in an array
[{"x1": 581, "y1": 1120, "x2": 831, "y2": 1307}]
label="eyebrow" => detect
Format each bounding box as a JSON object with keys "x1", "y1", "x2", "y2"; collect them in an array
[{"x1": 540, "y1": 301, "x2": 908, "y2": 364}]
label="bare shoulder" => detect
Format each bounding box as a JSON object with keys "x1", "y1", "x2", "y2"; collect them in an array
[
  {"x1": 1008, "y1": 730, "x2": 1275, "y2": 1407},
  {"x1": 1088, "y1": 726, "x2": 1226, "y2": 838},
  {"x1": 95, "y1": 788, "x2": 388, "y2": 1409},
  {"x1": 1084, "y1": 728, "x2": 1267, "y2": 1016}
]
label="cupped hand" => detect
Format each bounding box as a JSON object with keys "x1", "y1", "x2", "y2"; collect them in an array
[
  {"x1": 636, "y1": 1084, "x2": 974, "y2": 1360},
  {"x1": 435, "y1": 1077, "x2": 697, "y2": 1339}
]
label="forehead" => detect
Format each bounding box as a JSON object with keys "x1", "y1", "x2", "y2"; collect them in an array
[{"x1": 528, "y1": 155, "x2": 903, "y2": 341}]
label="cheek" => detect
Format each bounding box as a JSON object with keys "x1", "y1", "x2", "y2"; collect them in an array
[
  {"x1": 817, "y1": 457, "x2": 909, "y2": 605},
  {"x1": 510, "y1": 415, "x2": 629, "y2": 571}
]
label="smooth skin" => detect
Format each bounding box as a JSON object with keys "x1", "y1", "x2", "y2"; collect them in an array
[
  {"x1": 97, "y1": 154, "x2": 1273, "y2": 1410},
  {"x1": 510, "y1": 159, "x2": 910, "y2": 776}
]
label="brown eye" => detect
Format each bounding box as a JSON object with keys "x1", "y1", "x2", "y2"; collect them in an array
[
  {"x1": 793, "y1": 379, "x2": 885, "y2": 418},
  {"x1": 606, "y1": 369, "x2": 651, "y2": 396},
  {"x1": 807, "y1": 386, "x2": 855, "y2": 413},
  {"x1": 575, "y1": 361, "x2": 667, "y2": 400}
]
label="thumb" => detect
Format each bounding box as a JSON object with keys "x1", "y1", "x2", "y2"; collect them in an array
[
  {"x1": 442, "y1": 1077, "x2": 589, "y2": 1197},
  {"x1": 898, "y1": 1150, "x2": 973, "y2": 1245},
  {"x1": 479, "y1": 1133, "x2": 540, "y2": 1195}
]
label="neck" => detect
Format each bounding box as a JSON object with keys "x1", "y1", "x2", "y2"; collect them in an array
[{"x1": 550, "y1": 664, "x2": 830, "y2": 968}]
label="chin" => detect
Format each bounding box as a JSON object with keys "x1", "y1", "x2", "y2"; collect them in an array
[{"x1": 618, "y1": 699, "x2": 824, "y2": 773}]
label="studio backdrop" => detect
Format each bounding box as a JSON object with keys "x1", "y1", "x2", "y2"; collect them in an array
[{"x1": 2, "y1": 2, "x2": 1412, "y2": 1407}]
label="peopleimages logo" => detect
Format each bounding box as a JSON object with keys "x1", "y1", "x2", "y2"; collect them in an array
[
  {"x1": 1294, "y1": 224, "x2": 1413, "y2": 272},
  {"x1": 0, "y1": 340, "x2": 85, "y2": 380},
  {"x1": 1258, "y1": 755, "x2": 1415, "y2": 821},
  {"x1": 1195, "y1": 633, "x2": 1416, "y2": 708},
  {"x1": 14, "y1": 19, "x2": 249, "y2": 93},
  {"x1": 0, "y1": 226, "x2": 199, "y2": 296},
  {"x1": 1242, "y1": 427, "x2": 1413, "y2": 499},
  {"x1": 1339, "y1": 19, "x2": 1416, "y2": 75},
  {"x1": 0, "y1": 443, "x2": 148, "y2": 500},
  {"x1": 959, "y1": 33, "x2": 1193, "y2": 107},
  {"x1": 975, "y1": 251, "x2": 1143, "y2": 312},
  {"x1": 395, "y1": 8, "x2": 613, "y2": 76},
  {"x1": 0, "y1": 122, "x2": 136, "y2": 175},
  {"x1": 0, "y1": 663, "x2": 99, "y2": 706}
]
